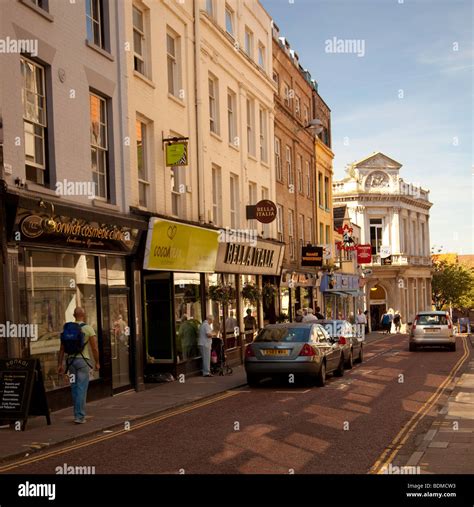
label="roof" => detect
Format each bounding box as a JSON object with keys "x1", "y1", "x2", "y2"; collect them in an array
[{"x1": 353, "y1": 152, "x2": 402, "y2": 169}]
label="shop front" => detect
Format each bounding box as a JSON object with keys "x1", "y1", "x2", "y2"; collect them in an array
[
  {"x1": 319, "y1": 273, "x2": 363, "y2": 322},
  {"x1": 279, "y1": 271, "x2": 317, "y2": 322},
  {"x1": 2, "y1": 195, "x2": 145, "y2": 411}
]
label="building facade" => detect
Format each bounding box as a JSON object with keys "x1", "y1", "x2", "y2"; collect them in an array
[{"x1": 333, "y1": 152, "x2": 432, "y2": 330}]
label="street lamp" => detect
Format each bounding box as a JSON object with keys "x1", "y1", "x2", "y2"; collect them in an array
[{"x1": 294, "y1": 118, "x2": 324, "y2": 135}]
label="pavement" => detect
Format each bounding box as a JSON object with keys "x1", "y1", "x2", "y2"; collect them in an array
[{"x1": 401, "y1": 333, "x2": 474, "y2": 474}]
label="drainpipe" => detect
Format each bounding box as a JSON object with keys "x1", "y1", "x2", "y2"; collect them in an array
[{"x1": 194, "y1": 0, "x2": 205, "y2": 223}]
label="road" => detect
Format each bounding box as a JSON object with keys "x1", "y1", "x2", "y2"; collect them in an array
[{"x1": 1, "y1": 333, "x2": 470, "y2": 475}]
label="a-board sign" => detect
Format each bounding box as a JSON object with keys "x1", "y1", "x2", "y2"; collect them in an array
[{"x1": 0, "y1": 358, "x2": 51, "y2": 430}]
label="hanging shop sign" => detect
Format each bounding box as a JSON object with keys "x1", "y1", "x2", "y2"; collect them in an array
[
  {"x1": 380, "y1": 245, "x2": 392, "y2": 259},
  {"x1": 322, "y1": 244, "x2": 333, "y2": 260},
  {"x1": 215, "y1": 239, "x2": 284, "y2": 275},
  {"x1": 356, "y1": 244, "x2": 372, "y2": 264},
  {"x1": 164, "y1": 138, "x2": 189, "y2": 167},
  {"x1": 254, "y1": 200, "x2": 277, "y2": 224},
  {"x1": 14, "y1": 209, "x2": 140, "y2": 254},
  {"x1": 301, "y1": 246, "x2": 323, "y2": 267},
  {"x1": 335, "y1": 224, "x2": 356, "y2": 251},
  {"x1": 320, "y1": 273, "x2": 360, "y2": 293},
  {"x1": 144, "y1": 218, "x2": 219, "y2": 272}
]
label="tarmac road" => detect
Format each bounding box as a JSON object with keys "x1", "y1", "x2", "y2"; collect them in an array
[{"x1": 1, "y1": 333, "x2": 470, "y2": 475}]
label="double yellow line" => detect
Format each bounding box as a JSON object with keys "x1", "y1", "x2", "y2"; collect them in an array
[
  {"x1": 370, "y1": 336, "x2": 470, "y2": 474},
  {"x1": 0, "y1": 390, "x2": 240, "y2": 473}
]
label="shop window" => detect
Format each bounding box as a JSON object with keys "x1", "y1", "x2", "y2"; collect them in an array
[
  {"x1": 174, "y1": 272, "x2": 202, "y2": 363},
  {"x1": 24, "y1": 251, "x2": 100, "y2": 391}
]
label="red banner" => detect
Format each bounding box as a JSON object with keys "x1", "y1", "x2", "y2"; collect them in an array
[{"x1": 356, "y1": 244, "x2": 372, "y2": 264}]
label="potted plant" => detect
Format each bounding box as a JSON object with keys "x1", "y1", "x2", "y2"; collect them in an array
[
  {"x1": 262, "y1": 283, "x2": 278, "y2": 306},
  {"x1": 241, "y1": 283, "x2": 262, "y2": 304},
  {"x1": 208, "y1": 283, "x2": 236, "y2": 305}
]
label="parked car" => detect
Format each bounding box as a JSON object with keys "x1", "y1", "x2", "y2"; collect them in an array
[
  {"x1": 318, "y1": 320, "x2": 364, "y2": 368},
  {"x1": 409, "y1": 311, "x2": 456, "y2": 351},
  {"x1": 244, "y1": 323, "x2": 345, "y2": 387}
]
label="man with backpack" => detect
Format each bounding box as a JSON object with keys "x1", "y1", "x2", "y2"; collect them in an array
[{"x1": 57, "y1": 307, "x2": 100, "y2": 424}]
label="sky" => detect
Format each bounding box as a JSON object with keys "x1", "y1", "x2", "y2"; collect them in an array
[{"x1": 261, "y1": 0, "x2": 473, "y2": 254}]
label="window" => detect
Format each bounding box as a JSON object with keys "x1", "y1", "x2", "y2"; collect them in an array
[
  {"x1": 90, "y1": 92, "x2": 108, "y2": 199},
  {"x1": 86, "y1": 0, "x2": 105, "y2": 49},
  {"x1": 205, "y1": 0, "x2": 214, "y2": 17},
  {"x1": 273, "y1": 71, "x2": 279, "y2": 93},
  {"x1": 299, "y1": 214, "x2": 305, "y2": 250},
  {"x1": 318, "y1": 172, "x2": 323, "y2": 206},
  {"x1": 227, "y1": 89, "x2": 237, "y2": 145},
  {"x1": 29, "y1": 0, "x2": 48, "y2": 10},
  {"x1": 21, "y1": 57, "x2": 47, "y2": 185},
  {"x1": 370, "y1": 218, "x2": 383, "y2": 255},
  {"x1": 136, "y1": 119, "x2": 149, "y2": 207},
  {"x1": 171, "y1": 167, "x2": 181, "y2": 216},
  {"x1": 258, "y1": 43, "x2": 265, "y2": 69},
  {"x1": 244, "y1": 27, "x2": 253, "y2": 57},
  {"x1": 307, "y1": 217, "x2": 313, "y2": 244},
  {"x1": 325, "y1": 224, "x2": 330, "y2": 244},
  {"x1": 167, "y1": 31, "x2": 180, "y2": 97},
  {"x1": 324, "y1": 176, "x2": 329, "y2": 209},
  {"x1": 286, "y1": 146, "x2": 293, "y2": 186},
  {"x1": 295, "y1": 95, "x2": 301, "y2": 118},
  {"x1": 209, "y1": 75, "x2": 219, "y2": 134},
  {"x1": 303, "y1": 104, "x2": 309, "y2": 125},
  {"x1": 259, "y1": 108, "x2": 268, "y2": 162},
  {"x1": 284, "y1": 82, "x2": 291, "y2": 107},
  {"x1": 275, "y1": 137, "x2": 282, "y2": 181},
  {"x1": 246, "y1": 98, "x2": 255, "y2": 156},
  {"x1": 261, "y1": 187, "x2": 270, "y2": 237},
  {"x1": 305, "y1": 160, "x2": 311, "y2": 197},
  {"x1": 248, "y1": 181, "x2": 257, "y2": 229},
  {"x1": 225, "y1": 4, "x2": 234, "y2": 37},
  {"x1": 276, "y1": 205, "x2": 284, "y2": 242},
  {"x1": 212, "y1": 165, "x2": 222, "y2": 226},
  {"x1": 133, "y1": 6, "x2": 146, "y2": 74},
  {"x1": 319, "y1": 222, "x2": 324, "y2": 244},
  {"x1": 297, "y1": 155, "x2": 303, "y2": 193},
  {"x1": 230, "y1": 173, "x2": 239, "y2": 228},
  {"x1": 288, "y1": 210, "x2": 295, "y2": 260}
]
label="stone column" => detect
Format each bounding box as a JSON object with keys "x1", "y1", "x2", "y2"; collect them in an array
[{"x1": 391, "y1": 207, "x2": 401, "y2": 254}]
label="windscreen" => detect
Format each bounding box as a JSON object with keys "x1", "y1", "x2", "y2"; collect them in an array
[
  {"x1": 417, "y1": 315, "x2": 449, "y2": 325},
  {"x1": 255, "y1": 327, "x2": 310, "y2": 343}
]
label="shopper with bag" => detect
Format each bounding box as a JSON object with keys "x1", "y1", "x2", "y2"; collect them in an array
[{"x1": 57, "y1": 307, "x2": 100, "y2": 424}]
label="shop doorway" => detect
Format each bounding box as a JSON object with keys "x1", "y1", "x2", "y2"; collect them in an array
[
  {"x1": 370, "y1": 284, "x2": 387, "y2": 330},
  {"x1": 144, "y1": 273, "x2": 174, "y2": 364},
  {"x1": 109, "y1": 289, "x2": 131, "y2": 390}
]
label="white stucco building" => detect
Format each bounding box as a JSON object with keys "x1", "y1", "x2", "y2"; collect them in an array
[{"x1": 333, "y1": 152, "x2": 433, "y2": 329}]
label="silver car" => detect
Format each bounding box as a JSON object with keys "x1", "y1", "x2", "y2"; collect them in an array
[
  {"x1": 244, "y1": 323, "x2": 345, "y2": 387},
  {"x1": 409, "y1": 311, "x2": 456, "y2": 351}
]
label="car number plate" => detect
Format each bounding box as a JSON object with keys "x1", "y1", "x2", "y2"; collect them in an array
[
  {"x1": 263, "y1": 349, "x2": 290, "y2": 356},
  {"x1": 425, "y1": 328, "x2": 440, "y2": 333}
]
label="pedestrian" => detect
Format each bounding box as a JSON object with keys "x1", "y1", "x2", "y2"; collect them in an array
[
  {"x1": 380, "y1": 311, "x2": 392, "y2": 334},
  {"x1": 244, "y1": 308, "x2": 257, "y2": 343},
  {"x1": 315, "y1": 306, "x2": 325, "y2": 320},
  {"x1": 295, "y1": 309, "x2": 304, "y2": 322},
  {"x1": 302, "y1": 308, "x2": 318, "y2": 322},
  {"x1": 356, "y1": 309, "x2": 367, "y2": 338},
  {"x1": 393, "y1": 311, "x2": 402, "y2": 333},
  {"x1": 364, "y1": 310, "x2": 369, "y2": 335},
  {"x1": 225, "y1": 310, "x2": 238, "y2": 348},
  {"x1": 179, "y1": 315, "x2": 198, "y2": 360},
  {"x1": 199, "y1": 315, "x2": 215, "y2": 376},
  {"x1": 57, "y1": 307, "x2": 100, "y2": 424}
]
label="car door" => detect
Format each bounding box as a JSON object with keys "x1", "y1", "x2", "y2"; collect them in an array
[
  {"x1": 316, "y1": 326, "x2": 339, "y2": 371},
  {"x1": 346, "y1": 322, "x2": 360, "y2": 355}
]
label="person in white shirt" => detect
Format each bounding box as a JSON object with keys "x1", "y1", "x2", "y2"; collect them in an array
[
  {"x1": 356, "y1": 309, "x2": 367, "y2": 325},
  {"x1": 302, "y1": 308, "x2": 318, "y2": 322},
  {"x1": 199, "y1": 315, "x2": 215, "y2": 377}
]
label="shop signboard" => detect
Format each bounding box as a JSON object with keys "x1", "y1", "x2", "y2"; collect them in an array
[
  {"x1": 165, "y1": 141, "x2": 188, "y2": 167},
  {"x1": 301, "y1": 246, "x2": 323, "y2": 267},
  {"x1": 356, "y1": 244, "x2": 372, "y2": 264},
  {"x1": 14, "y1": 209, "x2": 140, "y2": 254},
  {"x1": 254, "y1": 200, "x2": 277, "y2": 224},
  {"x1": 144, "y1": 218, "x2": 219, "y2": 272}
]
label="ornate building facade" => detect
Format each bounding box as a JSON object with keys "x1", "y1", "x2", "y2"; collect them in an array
[{"x1": 333, "y1": 152, "x2": 432, "y2": 330}]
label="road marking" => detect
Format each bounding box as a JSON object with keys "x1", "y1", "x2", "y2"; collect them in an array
[
  {"x1": 0, "y1": 390, "x2": 240, "y2": 473},
  {"x1": 369, "y1": 336, "x2": 470, "y2": 474}
]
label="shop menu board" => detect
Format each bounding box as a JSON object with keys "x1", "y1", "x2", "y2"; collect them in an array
[{"x1": 0, "y1": 358, "x2": 51, "y2": 430}]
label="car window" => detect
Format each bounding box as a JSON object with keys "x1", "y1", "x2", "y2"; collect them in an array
[
  {"x1": 316, "y1": 327, "x2": 329, "y2": 342},
  {"x1": 417, "y1": 315, "x2": 449, "y2": 325},
  {"x1": 255, "y1": 327, "x2": 310, "y2": 343}
]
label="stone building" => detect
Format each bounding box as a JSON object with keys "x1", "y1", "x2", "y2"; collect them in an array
[{"x1": 333, "y1": 152, "x2": 432, "y2": 329}]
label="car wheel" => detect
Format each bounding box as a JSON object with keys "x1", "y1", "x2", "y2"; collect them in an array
[
  {"x1": 450, "y1": 343, "x2": 456, "y2": 352},
  {"x1": 409, "y1": 343, "x2": 417, "y2": 352},
  {"x1": 356, "y1": 345, "x2": 363, "y2": 364},
  {"x1": 334, "y1": 354, "x2": 345, "y2": 377},
  {"x1": 316, "y1": 361, "x2": 326, "y2": 387},
  {"x1": 247, "y1": 374, "x2": 260, "y2": 387},
  {"x1": 345, "y1": 349, "x2": 354, "y2": 369}
]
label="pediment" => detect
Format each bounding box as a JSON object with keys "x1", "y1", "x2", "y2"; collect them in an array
[{"x1": 354, "y1": 152, "x2": 402, "y2": 170}]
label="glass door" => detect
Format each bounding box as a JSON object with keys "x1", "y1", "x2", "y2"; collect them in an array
[{"x1": 109, "y1": 289, "x2": 131, "y2": 390}]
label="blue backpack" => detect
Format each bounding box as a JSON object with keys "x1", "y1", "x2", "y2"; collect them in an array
[{"x1": 61, "y1": 322, "x2": 86, "y2": 355}]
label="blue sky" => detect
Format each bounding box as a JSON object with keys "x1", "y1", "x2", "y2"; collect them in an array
[{"x1": 262, "y1": 0, "x2": 473, "y2": 254}]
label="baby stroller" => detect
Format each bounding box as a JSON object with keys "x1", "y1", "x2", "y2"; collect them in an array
[{"x1": 211, "y1": 337, "x2": 233, "y2": 376}]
